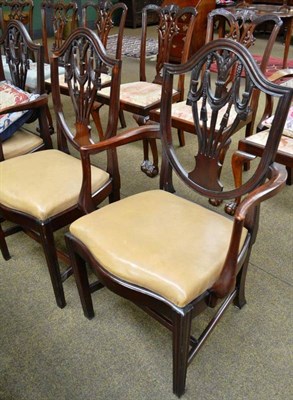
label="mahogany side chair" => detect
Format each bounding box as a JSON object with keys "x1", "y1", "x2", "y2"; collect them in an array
[
  {"x1": 0, "y1": 27, "x2": 123, "y2": 308},
  {"x1": 65, "y1": 39, "x2": 292, "y2": 397},
  {"x1": 150, "y1": 8, "x2": 283, "y2": 149},
  {"x1": 95, "y1": 3, "x2": 198, "y2": 177},
  {"x1": 0, "y1": 0, "x2": 34, "y2": 39},
  {"x1": 81, "y1": 0, "x2": 127, "y2": 61},
  {"x1": 40, "y1": 0, "x2": 79, "y2": 133},
  {"x1": 81, "y1": 0, "x2": 128, "y2": 138},
  {"x1": 41, "y1": 0, "x2": 78, "y2": 65}
]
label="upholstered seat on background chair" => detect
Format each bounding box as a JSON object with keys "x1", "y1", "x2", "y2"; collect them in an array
[
  {"x1": 65, "y1": 39, "x2": 292, "y2": 397},
  {"x1": 0, "y1": 27, "x2": 123, "y2": 308},
  {"x1": 95, "y1": 3, "x2": 198, "y2": 177},
  {"x1": 238, "y1": 69, "x2": 293, "y2": 185}
]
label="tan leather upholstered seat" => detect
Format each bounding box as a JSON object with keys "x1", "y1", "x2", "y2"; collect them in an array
[
  {"x1": 0, "y1": 149, "x2": 109, "y2": 221},
  {"x1": 70, "y1": 190, "x2": 247, "y2": 308}
]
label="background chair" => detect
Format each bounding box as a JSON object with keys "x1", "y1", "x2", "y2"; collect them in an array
[
  {"x1": 162, "y1": 0, "x2": 216, "y2": 63},
  {"x1": 0, "y1": 0, "x2": 34, "y2": 39},
  {"x1": 65, "y1": 39, "x2": 292, "y2": 397},
  {"x1": 95, "y1": 3, "x2": 198, "y2": 177},
  {"x1": 40, "y1": 0, "x2": 79, "y2": 133},
  {"x1": 150, "y1": 8, "x2": 283, "y2": 149},
  {"x1": 81, "y1": 0, "x2": 127, "y2": 61},
  {"x1": 81, "y1": 0, "x2": 128, "y2": 138},
  {"x1": 0, "y1": 27, "x2": 122, "y2": 309},
  {"x1": 41, "y1": 0, "x2": 78, "y2": 65}
]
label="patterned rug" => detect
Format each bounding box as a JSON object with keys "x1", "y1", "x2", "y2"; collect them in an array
[
  {"x1": 210, "y1": 53, "x2": 293, "y2": 78},
  {"x1": 107, "y1": 34, "x2": 158, "y2": 59},
  {"x1": 252, "y1": 55, "x2": 293, "y2": 78}
]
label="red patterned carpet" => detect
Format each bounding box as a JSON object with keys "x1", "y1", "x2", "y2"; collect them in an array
[{"x1": 253, "y1": 54, "x2": 293, "y2": 78}]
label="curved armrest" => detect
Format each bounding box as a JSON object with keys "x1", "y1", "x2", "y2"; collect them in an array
[
  {"x1": 235, "y1": 163, "x2": 287, "y2": 221},
  {"x1": 0, "y1": 93, "x2": 48, "y2": 115},
  {"x1": 77, "y1": 124, "x2": 161, "y2": 213},
  {"x1": 80, "y1": 124, "x2": 161, "y2": 155},
  {"x1": 212, "y1": 163, "x2": 287, "y2": 298}
]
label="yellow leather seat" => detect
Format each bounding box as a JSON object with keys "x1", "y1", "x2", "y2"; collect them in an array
[
  {"x1": 70, "y1": 190, "x2": 247, "y2": 308},
  {"x1": 0, "y1": 149, "x2": 109, "y2": 221}
]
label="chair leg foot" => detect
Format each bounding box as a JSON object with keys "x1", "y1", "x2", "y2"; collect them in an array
[
  {"x1": 65, "y1": 234, "x2": 95, "y2": 319},
  {"x1": 173, "y1": 311, "x2": 192, "y2": 397},
  {"x1": 141, "y1": 160, "x2": 159, "y2": 177},
  {"x1": 178, "y1": 129, "x2": 185, "y2": 147},
  {"x1": 119, "y1": 109, "x2": 126, "y2": 129},
  {"x1": 234, "y1": 261, "x2": 249, "y2": 309},
  {"x1": 40, "y1": 225, "x2": 66, "y2": 308},
  {"x1": 0, "y1": 224, "x2": 11, "y2": 260},
  {"x1": 286, "y1": 167, "x2": 292, "y2": 185}
]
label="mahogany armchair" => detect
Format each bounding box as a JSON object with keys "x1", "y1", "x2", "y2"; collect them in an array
[
  {"x1": 95, "y1": 3, "x2": 198, "y2": 177},
  {"x1": 65, "y1": 39, "x2": 292, "y2": 397},
  {"x1": 0, "y1": 27, "x2": 123, "y2": 308}
]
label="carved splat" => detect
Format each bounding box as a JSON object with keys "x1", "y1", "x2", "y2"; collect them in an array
[
  {"x1": 186, "y1": 49, "x2": 254, "y2": 191},
  {"x1": 85, "y1": 0, "x2": 115, "y2": 45},
  {"x1": 41, "y1": 0, "x2": 78, "y2": 63},
  {"x1": 155, "y1": 5, "x2": 180, "y2": 81},
  {"x1": 63, "y1": 36, "x2": 107, "y2": 144},
  {"x1": 4, "y1": 0, "x2": 31, "y2": 22},
  {"x1": 4, "y1": 24, "x2": 30, "y2": 90}
]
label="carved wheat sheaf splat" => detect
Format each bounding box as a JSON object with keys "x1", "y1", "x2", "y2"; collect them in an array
[
  {"x1": 52, "y1": 6, "x2": 69, "y2": 51},
  {"x1": 156, "y1": 5, "x2": 180, "y2": 81},
  {"x1": 63, "y1": 37, "x2": 106, "y2": 140},
  {"x1": 187, "y1": 49, "x2": 254, "y2": 190},
  {"x1": 92, "y1": 0, "x2": 114, "y2": 44},
  {"x1": 6, "y1": 0, "x2": 30, "y2": 22},
  {"x1": 5, "y1": 25, "x2": 29, "y2": 90}
]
